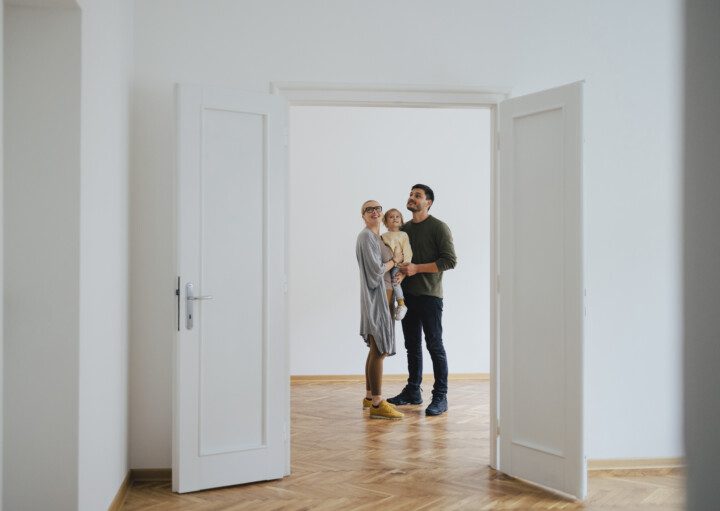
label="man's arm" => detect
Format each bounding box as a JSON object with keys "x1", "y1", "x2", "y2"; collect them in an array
[
  {"x1": 435, "y1": 222, "x2": 457, "y2": 271},
  {"x1": 399, "y1": 222, "x2": 456, "y2": 276},
  {"x1": 399, "y1": 261, "x2": 438, "y2": 276}
]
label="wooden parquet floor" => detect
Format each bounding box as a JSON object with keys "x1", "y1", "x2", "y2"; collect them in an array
[{"x1": 121, "y1": 380, "x2": 685, "y2": 510}]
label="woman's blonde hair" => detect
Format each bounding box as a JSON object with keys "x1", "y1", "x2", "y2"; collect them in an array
[{"x1": 382, "y1": 208, "x2": 404, "y2": 227}]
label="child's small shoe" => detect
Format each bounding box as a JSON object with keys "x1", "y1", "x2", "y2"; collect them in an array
[{"x1": 394, "y1": 304, "x2": 408, "y2": 321}]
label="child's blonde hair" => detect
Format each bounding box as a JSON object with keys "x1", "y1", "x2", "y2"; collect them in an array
[{"x1": 382, "y1": 208, "x2": 404, "y2": 227}]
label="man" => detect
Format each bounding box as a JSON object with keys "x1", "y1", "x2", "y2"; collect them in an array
[{"x1": 388, "y1": 184, "x2": 457, "y2": 416}]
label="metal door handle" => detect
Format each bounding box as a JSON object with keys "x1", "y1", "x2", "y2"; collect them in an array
[{"x1": 186, "y1": 282, "x2": 212, "y2": 329}]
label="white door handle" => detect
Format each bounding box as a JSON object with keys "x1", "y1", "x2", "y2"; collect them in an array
[{"x1": 186, "y1": 282, "x2": 212, "y2": 329}]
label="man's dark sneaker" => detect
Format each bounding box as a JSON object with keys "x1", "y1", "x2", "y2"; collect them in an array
[
  {"x1": 425, "y1": 395, "x2": 448, "y2": 416},
  {"x1": 387, "y1": 385, "x2": 423, "y2": 405}
]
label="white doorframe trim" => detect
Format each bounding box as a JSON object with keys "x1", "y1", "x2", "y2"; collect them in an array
[
  {"x1": 272, "y1": 81, "x2": 510, "y2": 469},
  {"x1": 271, "y1": 82, "x2": 509, "y2": 107}
]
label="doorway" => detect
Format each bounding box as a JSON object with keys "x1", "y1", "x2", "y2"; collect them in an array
[
  {"x1": 288, "y1": 105, "x2": 492, "y2": 377},
  {"x1": 172, "y1": 83, "x2": 586, "y2": 497},
  {"x1": 278, "y1": 83, "x2": 503, "y2": 467}
]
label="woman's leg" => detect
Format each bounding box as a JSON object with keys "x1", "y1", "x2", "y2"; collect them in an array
[
  {"x1": 368, "y1": 338, "x2": 387, "y2": 405},
  {"x1": 367, "y1": 332, "x2": 403, "y2": 419},
  {"x1": 365, "y1": 346, "x2": 372, "y2": 400}
]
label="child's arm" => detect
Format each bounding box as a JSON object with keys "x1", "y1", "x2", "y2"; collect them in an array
[{"x1": 401, "y1": 233, "x2": 413, "y2": 264}]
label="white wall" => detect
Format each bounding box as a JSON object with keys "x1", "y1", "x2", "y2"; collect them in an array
[
  {"x1": 683, "y1": 1, "x2": 720, "y2": 508},
  {"x1": 3, "y1": 1, "x2": 132, "y2": 509},
  {"x1": 4, "y1": 5, "x2": 81, "y2": 510},
  {"x1": 0, "y1": 3, "x2": 4, "y2": 509},
  {"x1": 130, "y1": 0, "x2": 683, "y2": 466},
  {"x1": 77, "y1": 0, "x2": 132, "y2": 510},
  {"x1": 289, "y1": 106, "x2": 490, "y2": 376}
]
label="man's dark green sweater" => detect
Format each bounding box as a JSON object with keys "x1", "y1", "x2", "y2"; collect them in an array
[{"x1": 400, "y1": 215, "x2": 457, "y2": 299}]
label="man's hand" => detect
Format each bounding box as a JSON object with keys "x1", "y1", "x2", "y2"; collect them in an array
[{"x1": 399, "y1": 263, "x2": 418, "y2": 276}]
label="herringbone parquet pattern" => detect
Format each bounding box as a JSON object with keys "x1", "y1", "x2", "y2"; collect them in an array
[{"x1": 121, "y1": 380, "x2": 684, "y2": 510}]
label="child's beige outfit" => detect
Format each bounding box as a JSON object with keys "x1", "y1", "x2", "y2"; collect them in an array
[
  {"x1": 381, "y1": 231, "x2": 413, "y2": 265},
  {"x1": 381, "y1": 231, "x2": 413, "y2": 320}
]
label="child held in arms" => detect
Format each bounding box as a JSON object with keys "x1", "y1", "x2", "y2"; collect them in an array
[{"x1": 381, "y1": 208, "x2": 413, "y2": 320}]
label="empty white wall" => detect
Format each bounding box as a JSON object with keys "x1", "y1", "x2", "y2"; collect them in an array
[
  {"x1": 289, "y1": 106, "x2": 490, "y2": 376},
  {"x1": 4, "y1": 6, "x2": 81, "y2": 510},
  {"x1": 77, "y1": 0, "x2": 132, "y2": 509},
  {"x1": 3, "y1": 1, "x2": 132, "y2": 509},
  {"x1": 0, "y1": 3, "x2": 4, "y2": 510},
  {"x1": 130, "y1": 0, "x2": 683, "y2": 466},
  {"x1": 683, "y1": 0, "x2": 720, "y2": 508}
]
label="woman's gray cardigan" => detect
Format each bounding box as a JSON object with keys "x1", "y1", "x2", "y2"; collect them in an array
[{"x1": 356, "y1": 228, "x2": 395, "y2": 355}]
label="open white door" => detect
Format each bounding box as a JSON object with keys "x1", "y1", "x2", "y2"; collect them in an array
[
  {"x1": 173, "y1": 85, "x2": 289, "y2": 493},
  {"x1": 497, "y1": 82, "x2": 585, "y2": 499}
]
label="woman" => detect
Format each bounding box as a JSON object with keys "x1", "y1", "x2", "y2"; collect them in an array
[{"x1": 356, "y1": 199, "x2": 404, "y2": 420}]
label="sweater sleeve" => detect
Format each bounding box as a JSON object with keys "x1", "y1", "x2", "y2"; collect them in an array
[
  {"x1": 357, "y1": 231, "x2": 385, "y2": 290},
  {"x1": 435, "y1": 222, "x2": 457, "y2": 271},
  {"x1": 400, "y1": 232, "x2": 413, "y2": 264}
]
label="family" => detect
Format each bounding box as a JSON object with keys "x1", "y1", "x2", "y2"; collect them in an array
[{"x1": 356, "y1": 184, "x2": 457, "y2": 420}]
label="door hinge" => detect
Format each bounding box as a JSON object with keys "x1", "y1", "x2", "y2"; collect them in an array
[{"x1": 496, "y1": 424, "x2": 501, "y2": 436}]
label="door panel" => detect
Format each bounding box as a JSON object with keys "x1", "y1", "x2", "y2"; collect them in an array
[
  {"x1": 200, "y1": 108, "x2": 265, "y2": 456},
  {"x1": 174, "y1": 85, "x2": 289, "y2": 493},
  {"x1": 497, "y1": 82, "x2": 585, "y2": 499}
]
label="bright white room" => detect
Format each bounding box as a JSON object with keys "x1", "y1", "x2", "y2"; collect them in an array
[
  {"x1": 6, "y1": 0, "x2": 720, "y2": 510},
  {"x1": 288, "y1": 105, "x2": 491, "y2": 379}
]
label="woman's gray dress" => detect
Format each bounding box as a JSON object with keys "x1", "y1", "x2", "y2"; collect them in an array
[{"x1": 356, "y1": 228, "x2": 395, "y2": 355}]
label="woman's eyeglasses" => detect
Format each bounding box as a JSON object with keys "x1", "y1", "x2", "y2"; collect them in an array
[{"x1": 364, "y1": 206, "x2": 383, "y2": 214}]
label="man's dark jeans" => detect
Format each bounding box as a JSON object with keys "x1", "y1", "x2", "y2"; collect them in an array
[{"x1": 401, "y1": 293, "x2": 448, "y2": 397}]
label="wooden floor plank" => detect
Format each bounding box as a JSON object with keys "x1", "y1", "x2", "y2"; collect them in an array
[{"x1": 121, "y1": 380, "x2": 684, "y2": 510}]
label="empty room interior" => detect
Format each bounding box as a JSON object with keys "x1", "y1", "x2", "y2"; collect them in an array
[
  {"x1": 3, "y1": 1, "x2": 719, "y2": 510},
  {"x1": 288, "y1": 105, "x2": 491, "y2": 388}
]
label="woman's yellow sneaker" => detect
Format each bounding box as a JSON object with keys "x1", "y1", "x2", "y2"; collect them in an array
[
  {"x1": 363, "y1": 397, "x2": 372, "y2": 409},
  {"x1": 369, "y1": 400, "x2": 404, "y2": 420}
]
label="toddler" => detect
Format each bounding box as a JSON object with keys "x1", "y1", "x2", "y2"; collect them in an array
[{"x1": 381, "y1": 209, "x2": 413, "y2": 320}]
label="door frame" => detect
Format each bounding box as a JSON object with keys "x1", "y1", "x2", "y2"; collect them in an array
[{"x1": 271, "y1": 82, "x2": 510, "y2": 468}]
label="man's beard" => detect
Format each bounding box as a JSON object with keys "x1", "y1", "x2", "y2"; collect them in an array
[{"x1": 407, "y1": 201, "x2": 419, "y2": 212}]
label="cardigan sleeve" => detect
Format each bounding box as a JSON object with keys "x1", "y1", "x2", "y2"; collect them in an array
[{"x1": 356, "y1": 230, "x2": 385, "y2": 290}]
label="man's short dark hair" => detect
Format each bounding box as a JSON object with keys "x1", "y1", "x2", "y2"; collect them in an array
[{"x1": 412, "y1": 183, "x2": 434, "y2": 203}]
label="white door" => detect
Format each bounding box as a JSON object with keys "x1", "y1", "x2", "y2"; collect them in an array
[
  {"x1": 497, "y1": 82, "x2": 585, "y2": 499},
  {"x1": 173, "y1": 85, "x2": 289, "y2": 493}
]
